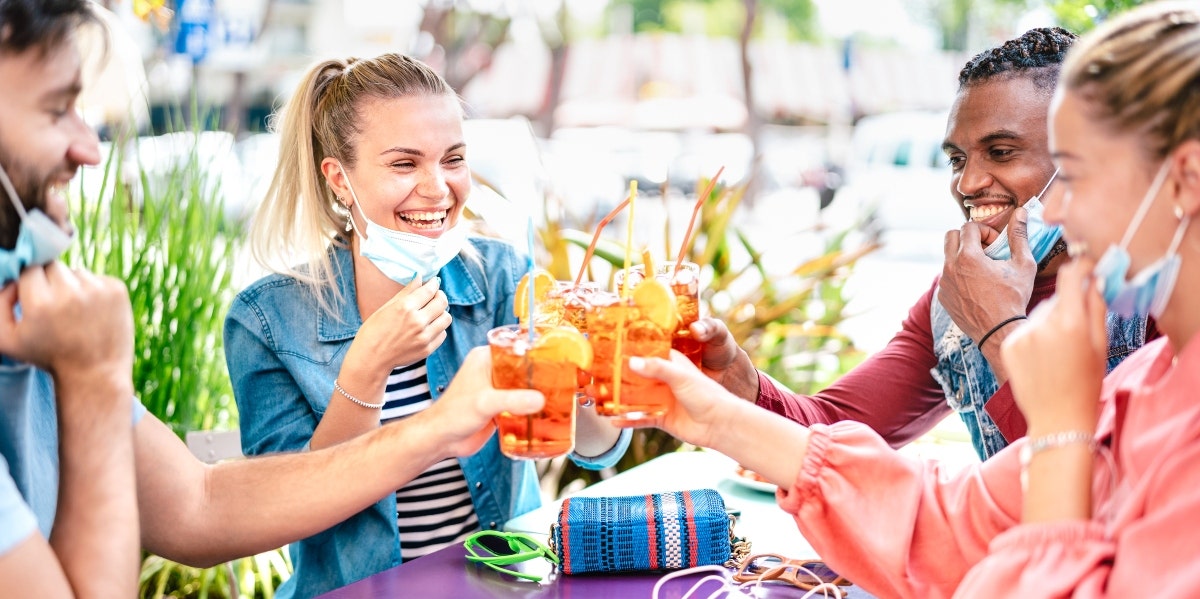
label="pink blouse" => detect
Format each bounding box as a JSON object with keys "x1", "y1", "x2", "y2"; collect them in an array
[{"x1": 777, "y1": 334, "x2": 1200, "y2": 598}]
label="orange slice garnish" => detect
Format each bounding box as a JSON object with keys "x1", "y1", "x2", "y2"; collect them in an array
[
  {"x1": 530, "y1": 325, "x2": 593, "y2": 370},
  {"x1": 631, "y1": 277, "x2": 679, "y2": 332},
  {"x1": 514, "y1": 268, "x2": 557, "y2": 322}
]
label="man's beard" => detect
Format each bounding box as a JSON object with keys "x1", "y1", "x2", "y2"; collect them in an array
[{"x1": 0, "y1": 149, "x2": 52, "y2": 250}]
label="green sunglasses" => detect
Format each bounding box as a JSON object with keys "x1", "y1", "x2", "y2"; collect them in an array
[{"x1": 463, "y1": 530, "x2": 560, "y2": 583}]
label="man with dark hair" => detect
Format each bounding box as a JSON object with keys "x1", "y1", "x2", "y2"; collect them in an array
[
  {"x1": 0, "y1": 1, "x2": 546, "y2": 594},
  {"x1": 693, "y1": 27, "x2": 1152, "y2": 460}
]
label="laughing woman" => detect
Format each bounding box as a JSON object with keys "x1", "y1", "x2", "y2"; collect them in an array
[
  {"x1": 224, "y1": 54, "x2": 628, "y2": 599},
  {"x1": 627, "y1": 3, "x2": 1200, "y2": 596}
]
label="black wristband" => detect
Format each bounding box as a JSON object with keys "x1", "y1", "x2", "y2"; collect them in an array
[{"x1": 977, "y1": 315, "x2": 1028, "y2": 349}]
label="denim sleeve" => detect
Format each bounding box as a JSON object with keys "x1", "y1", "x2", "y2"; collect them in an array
[
  {"x1": 224, "y1": 295, "x2": 320, "y2": 457},
  {"x1": 0, "y1": 457, "x2": 37, "y2": 557},
  {"x1": 569, "y1": 427, "x2": 633, "y2": 470}
]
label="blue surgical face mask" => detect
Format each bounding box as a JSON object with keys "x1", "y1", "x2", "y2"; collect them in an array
[
  {"x1": 0, "y1": 163, "x2": 73, "y2": 286},
  {"x1": 1092, "y1": 161, "x2": 1189, "y2": 319},
  {"x1": 342, "y1": 169, "x2": 468, "y2": 284},
  {"x1": 984, "y1": 170, "x2": 1063, "y2": 263}
]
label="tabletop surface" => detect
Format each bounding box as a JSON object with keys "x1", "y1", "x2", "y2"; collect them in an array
[{"x1": 317, "y1": 450, "x2": 877, "y2": 599}]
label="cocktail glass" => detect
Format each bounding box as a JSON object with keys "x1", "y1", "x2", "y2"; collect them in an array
[
  {"x1": 617, "y1": 262, "x2": 702, "y2": 365},
  {"x1": 487, "y1": 324, "x2": 583, "y2": 460},
  {"x1": 548, "y1": 281, "x2": 602, "y2": 406},
  {"x1": 586, "y1": 287, "x2": 676, "y2": 424}
]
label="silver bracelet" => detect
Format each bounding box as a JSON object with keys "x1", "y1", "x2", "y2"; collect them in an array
[
  {"x1": 333, "y1": 379, "x2": 385, "y2": 409},
  {"x1": 1019, "y1": 430, "x2": 1097, "y2": 471}
]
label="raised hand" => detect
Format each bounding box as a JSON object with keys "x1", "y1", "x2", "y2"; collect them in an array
[
  {"x1": 939, "y1": 208, "x2": 1036, "y2": 351},
  {"x1": 0, "y1": 263, "x2": 133, "y2": 395},
  {"x1": 621, "y1": 351, "x2": 742, "y2": 448},
  {"x1": 420, "y1": 347, "x2": 544, "y2": 457},
  {"x1": 351, "y1": 275, "x2": 451, "y2": 373},
  {"x1": 689, "y1": 317, "x2": 760, "y2": 401},
  {"x1": 1001, "y1": 256, "x2": 1107, "y2": 436}
]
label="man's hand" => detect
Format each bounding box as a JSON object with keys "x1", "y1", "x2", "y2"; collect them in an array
[
  {"x1": 689, "y1": 317, "x2": 760, "y2": 401},
  {"x1": 0, "y1": 263, "x2": 133, "y2": 393},
  {"x1": 421, "y1": 347, "x2": 545, "y2": 458},
  {"x1": 938, "y1": 208, "x2": 1036, "y2": 346}
]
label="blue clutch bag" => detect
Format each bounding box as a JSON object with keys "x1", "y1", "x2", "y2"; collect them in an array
[{"x1": 549, "y1": 489, "x2": 749, "y2": 575}]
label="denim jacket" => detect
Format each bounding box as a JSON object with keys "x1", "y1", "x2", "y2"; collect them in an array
[
  {"x1": 930, "y1": 289, "x2": 1147, "y2": 461},
  {"x1": 225, "y1": 237, "x2": 629, "y2": 599}
]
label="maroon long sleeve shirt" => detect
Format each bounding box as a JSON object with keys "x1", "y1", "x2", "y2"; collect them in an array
[{"x1": 755, "y1": 274, "x2": 1061, "y2": 447}]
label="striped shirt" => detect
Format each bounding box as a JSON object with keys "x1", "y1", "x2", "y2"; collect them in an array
[{"x1": 380, "y1": 360, "x2": 479, "y2": 561}]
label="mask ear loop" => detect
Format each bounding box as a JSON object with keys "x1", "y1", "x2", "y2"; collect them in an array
[
  {"x1": 1032, "y1": 168, "x2": 1060, "y2": 203},
  {"x1": 0, "y1": 163, "x2": 30, "y2": 218},
  {"x1": 337, "y1": 164, "x2": 371, "y2": 240},
  {"x1": 1119, "y1": 162, "x2": 1173, "y2": 251}
]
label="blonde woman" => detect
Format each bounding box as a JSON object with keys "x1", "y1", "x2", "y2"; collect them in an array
[
  {"x1": 224, "y1": 53, "x2": 628, "y2": 599},
  {"x1": 628, "y1": 3, "x2": 1200, "y2": 596}
]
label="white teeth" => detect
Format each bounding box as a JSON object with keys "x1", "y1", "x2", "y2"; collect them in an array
[
  {"x1": 399, "y1": 210, "x2": 448, "y2": 222},
  {"x1": 968, "y1": 204, "x2": 1007, "y2": 221}
]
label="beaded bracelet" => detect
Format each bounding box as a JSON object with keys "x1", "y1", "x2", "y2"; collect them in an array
[
  {"x1": 334, "y1": 379, "x2": 385, "y2": 409},
  {"x1": 977, "y1": 315, "x2": 1028, "y2": 349}
]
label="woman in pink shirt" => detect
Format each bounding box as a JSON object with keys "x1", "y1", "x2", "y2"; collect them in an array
[{"x1": 628, "y1": 3, "x2": 1200, "y2": 596}]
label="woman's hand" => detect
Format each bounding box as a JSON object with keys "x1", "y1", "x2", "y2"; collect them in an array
[
  {"x1": 623, "y1": 351, "x2": 742, "y2": 448},
  {"x1": 1001, "y1": 256, "x2": 1107, "y2": 436},
  {"x1": 350, "y1": 276, "x2": 452, "y2": 374},
  {"x1": 627, "y1": 351, "x2": 813, "y2": 489},
  {"x1": 421, "y1": 347, "x2": 544, "y2": 458}
]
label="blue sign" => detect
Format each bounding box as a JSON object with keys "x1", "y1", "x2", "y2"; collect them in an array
[{"x1": 174, "y1": 0, "x2": 215, "y2": 64}]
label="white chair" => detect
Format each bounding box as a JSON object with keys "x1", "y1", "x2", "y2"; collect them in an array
[
  {"x1": 185, "y1": 429, "x2": 243, "y2": 464},
  {"x1": 184, "y1": 429, "x2": 244, "y2": 597}
]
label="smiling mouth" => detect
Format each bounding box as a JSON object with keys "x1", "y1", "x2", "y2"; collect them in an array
[
  {"x1": 399, "y1": 209, "x2": 449, "y2": 231},
  {"x1": 968, "y1": 204, "x2": 1007, "y2": 222}
]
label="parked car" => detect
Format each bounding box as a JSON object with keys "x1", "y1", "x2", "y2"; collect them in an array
[{"x1": 825, "y1": 110, "x2": 963, "y2": 259}]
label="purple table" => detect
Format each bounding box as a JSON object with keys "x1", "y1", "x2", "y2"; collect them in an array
[
  {"x1": 317, "y1": 542, "x2": 875, "y2": 598},
  {"x1": 318, "y1": 452, "x2": 877, "y2": 598}
]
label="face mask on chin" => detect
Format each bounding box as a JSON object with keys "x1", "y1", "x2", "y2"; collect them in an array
[
  {"x1": 341, "y1": 168, "x2": 468, "y2": 284},
  {"x1": 0, "y1": 163, "x2": 73, "y2": 286},
  {"x1": 1092, "y1": 161, "x2": 1190, "y2": 319},
  {"x1": 983, "y1": 169, "x2": 1063, "y2": 263}
]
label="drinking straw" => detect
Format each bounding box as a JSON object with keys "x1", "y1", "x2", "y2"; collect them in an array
[
  {"x1": 673, "y1": 166, "x2": 725, "y2": 275},
  {"x1": 622, "y1": 180, "x2": 637, "y2": 299},
  {"x1": 525, "y1": 216, "x2": 536, "y2": 447},
  {"x1": 526, "y1": 216, "x2": 537, "y2": 345},
  {"x1": 613, "y1": 181, "x2": 637, "y2": 408},
  {"x1": 573, "y1": 195, "x2": 633, "y2": 287}
]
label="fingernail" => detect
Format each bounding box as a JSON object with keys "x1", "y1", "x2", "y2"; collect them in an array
[
  {"x1": 1017, "y1": 207, "x2": 1028, "y2": 223},
  {"x1": 432, "y1": 276, "x2": 440, "y2": 286},
  {"x1": 629, "y1": 357, "x2": 645, "y2": 371}
]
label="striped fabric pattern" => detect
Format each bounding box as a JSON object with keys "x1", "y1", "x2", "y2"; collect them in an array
[
  {"x1": 381, "y1": 361, "x2": 479, "y2": 561},
  {"x1": 553, "y1": 489, "x2": 730, "y2": 574}
]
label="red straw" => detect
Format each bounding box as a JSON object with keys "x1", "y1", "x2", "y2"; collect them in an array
[
  {"x1": 573, "y1": 194, "x2": 632, "y2": 286},
  {"x1": 673, "y1": 166, "x2": 725, "y2": 274}
]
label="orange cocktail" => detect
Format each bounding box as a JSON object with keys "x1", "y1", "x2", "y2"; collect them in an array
[
  {"x1": 586, "y1": 279, "x2": 677, "y2": 423},
  {"x1": 488, "y1": 324, "x2": 591, "y2": 459},
  {"x1": 620, "y1": 262, "x2": 702, "y2": 365}
]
